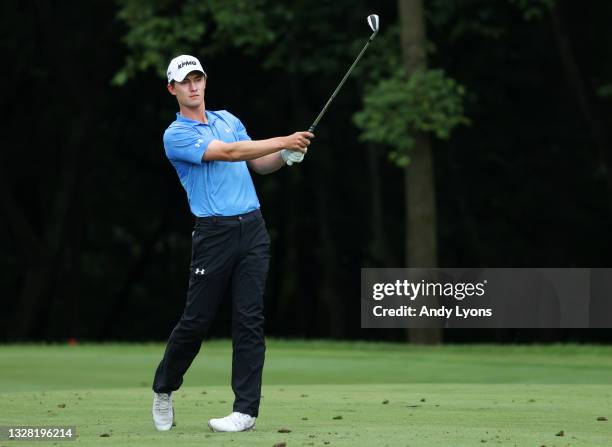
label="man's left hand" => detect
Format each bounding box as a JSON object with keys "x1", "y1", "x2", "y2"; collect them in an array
[{"x1": 282, "y1": 149, "x2": 305, "y2": 165}]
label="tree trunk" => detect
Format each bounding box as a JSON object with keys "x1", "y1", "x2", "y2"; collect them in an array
[
  {"x1": 399, "y1": 0, "x2": 442, "y2": 345},
  {"x1": 405, "y1": 133, "x2": 437, "y2": 267}
]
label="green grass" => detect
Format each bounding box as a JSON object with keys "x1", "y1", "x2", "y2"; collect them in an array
[{"x1": 1, "y1": 341, "x2": 611, "y2": 446}]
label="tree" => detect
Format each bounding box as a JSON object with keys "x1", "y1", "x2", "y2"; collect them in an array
[
  {"x1": 354, "y1": 0, "x2": 468, "y2": 343},
  {"x1": 399, "y1": 0, "x2": 438, "y2": 344}
]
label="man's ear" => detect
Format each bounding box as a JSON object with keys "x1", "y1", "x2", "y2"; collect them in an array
[{"x1": 167, "y1": 83, "x2": 177, "y2": 96}]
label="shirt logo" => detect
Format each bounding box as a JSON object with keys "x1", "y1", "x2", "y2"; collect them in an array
[
  {"x1": 194, "y1": 268, "x2": 206, "y2": 275},
  {"x1": 225, "y1": 128, "x2": 231, "y2": 133}
]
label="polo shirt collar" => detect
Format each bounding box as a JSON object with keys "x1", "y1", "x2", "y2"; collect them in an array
[{"x1": 176, "y1": 111, "x2": 217, "y2": 126}]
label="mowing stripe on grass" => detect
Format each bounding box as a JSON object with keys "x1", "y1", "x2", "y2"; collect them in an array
[{"x1": 2, "y1": 341, "x2": 612, "y2": 392}]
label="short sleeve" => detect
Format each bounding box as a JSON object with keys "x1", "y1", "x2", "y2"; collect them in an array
[
  {"x1": 219, "y1": 110, "x2": 251, "y2": 142},
  {"x1": 234, "y1": 118, "x2": 251, "y2": 142},
  {"x1": 163, "y1": 126, "x2": 214, "y2": 165}
]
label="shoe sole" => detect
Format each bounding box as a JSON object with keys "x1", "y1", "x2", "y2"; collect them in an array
[{"x1": 207, "y1": 421, "x2": 255, "y2": 433}]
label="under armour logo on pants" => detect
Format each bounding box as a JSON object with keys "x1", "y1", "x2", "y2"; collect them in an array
[{"x1": 194, "y1": 268, "x2": 206, "y2": 275}]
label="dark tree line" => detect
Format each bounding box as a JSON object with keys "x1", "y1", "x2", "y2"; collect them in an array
[{"x1": 1, "y1": 0, "x2": 611, "y2": 342}]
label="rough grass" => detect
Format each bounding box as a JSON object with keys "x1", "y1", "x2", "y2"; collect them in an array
[{"x1": 1, "y1": 341, "x2": 611, "y2": 446}]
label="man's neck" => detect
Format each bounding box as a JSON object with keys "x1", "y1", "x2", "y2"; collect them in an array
[{"x1": 179, "y1": 103, "x2": 208, "y2": 124}]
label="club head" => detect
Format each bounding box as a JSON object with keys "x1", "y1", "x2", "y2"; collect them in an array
[{"x1": 367, "y1": 14, "x2": 380, "y2": 36}]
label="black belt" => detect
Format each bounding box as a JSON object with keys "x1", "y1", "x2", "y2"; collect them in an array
[{"x1": 195, "y1": 208, "x2": 261, "y2": 224}]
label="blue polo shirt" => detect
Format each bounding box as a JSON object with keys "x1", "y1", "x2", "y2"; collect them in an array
[{"x1": 163, "y1": 110, "x2": 260, "y2": 217}]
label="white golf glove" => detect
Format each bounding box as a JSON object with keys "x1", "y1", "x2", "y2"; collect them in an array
[{"x1": 281, "y1": 149, "x2": 305, "y2": 166}]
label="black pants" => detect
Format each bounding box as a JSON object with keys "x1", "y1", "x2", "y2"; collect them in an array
[{"x1": 153, "y1": 209, "x2": 270, "y2": 417}]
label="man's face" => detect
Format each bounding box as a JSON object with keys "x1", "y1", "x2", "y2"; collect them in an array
[{"x1": 168, "y1": 71, "x2": 206, "y2": 108}]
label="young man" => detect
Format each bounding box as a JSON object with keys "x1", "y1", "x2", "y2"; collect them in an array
[{"x1": 152, "y1": 55, "x2": 313, "y2": 433}]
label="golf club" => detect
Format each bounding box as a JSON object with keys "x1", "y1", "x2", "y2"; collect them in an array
[{"x1": 287, "y1": 14, "x2": 380, "y2": 165}]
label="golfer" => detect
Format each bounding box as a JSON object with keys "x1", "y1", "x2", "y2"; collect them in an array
[{"x1": 152, "y1": 55, "x2": 313, "y2": 433}]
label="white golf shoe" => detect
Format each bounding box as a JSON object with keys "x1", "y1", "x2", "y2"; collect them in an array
[
  {"x1": 208, "y1": 411, "x2": 256, "y2": 432},
  {"x1": 152, "y1": 392, "x2": 174, "y2": 431}
]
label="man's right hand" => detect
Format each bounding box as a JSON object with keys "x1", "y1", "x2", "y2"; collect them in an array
[{"x1": 283, "y1": 132, "x2": 314, "y2": 153}]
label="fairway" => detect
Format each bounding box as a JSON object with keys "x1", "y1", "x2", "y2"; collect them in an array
[{"x1": 1, "y1": 341, "x2": 611, "y2": 446}]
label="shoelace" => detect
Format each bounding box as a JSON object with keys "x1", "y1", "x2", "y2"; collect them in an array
[{"x1": 154, "y1": 394, "x2": 172, "y2": 412}]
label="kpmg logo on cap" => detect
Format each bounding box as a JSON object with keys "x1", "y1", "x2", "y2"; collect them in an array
[
  {"x1": 167, "y1": 55, "x2": 205, "y2": 82},
  {"x1": 178, "y1": 60, "x2": 197, "y2": 69}
]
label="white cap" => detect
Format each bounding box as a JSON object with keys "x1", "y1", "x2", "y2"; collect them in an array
[{"x1": 166, "y1": 55, "x2": 207, "y2": 83}]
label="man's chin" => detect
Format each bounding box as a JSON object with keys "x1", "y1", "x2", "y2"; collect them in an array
[{"x1": 181, "y1": 100, "x2": 203, "y2": 108}]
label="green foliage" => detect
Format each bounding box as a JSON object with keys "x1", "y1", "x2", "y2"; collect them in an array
[
  {"x1": 508, "y1": 0, "x2": 555, "y2": 21},
  {"x1": 352, "y1": 24, "x2": 402, "y2": 83},
  {"x1": 113, "y1": 0, "x2": 384, "y2": 82},
  {"x1": 597, "y1": 83, "x2": 612, "y2": 99},
  {"x1": 112, "y1": 0, "x2": 277, "y2": 85},
  {"x1": 427, "y1": 0, "x2": 555, "y2": 41},
  {"x1": 427, "y1": 0, "x2": 507, "y2": 40},
  {"x1": 354, "y1": 69, "x2": 469, "y2": 167}
]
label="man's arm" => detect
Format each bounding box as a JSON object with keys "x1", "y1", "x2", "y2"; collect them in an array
[
  {"x1": 247, "y1": 149, "x2": 307, "y2": 175},
  {"x1": 247, "y1": 152, "x2": 286, "y2": 175},
  {"x1": 203, "y1": 132, "x2": 312, "y2": 162}
]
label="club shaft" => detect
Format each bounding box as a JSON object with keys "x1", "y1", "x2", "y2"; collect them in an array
[{"x1": 309, "y1": 33, "x2": 376, "y2": 133}]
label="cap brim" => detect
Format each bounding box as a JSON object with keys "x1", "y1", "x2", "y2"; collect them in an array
[{"x1": 171, "y1": 68, "x2": 206, "y2": 83}]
